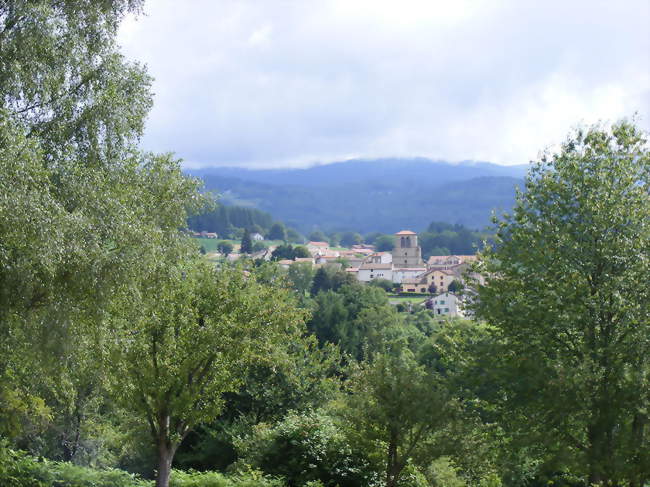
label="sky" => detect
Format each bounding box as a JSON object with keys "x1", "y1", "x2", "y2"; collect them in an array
[{"x1": 118, "y1": 1, "x2": 650, "y2": 168}]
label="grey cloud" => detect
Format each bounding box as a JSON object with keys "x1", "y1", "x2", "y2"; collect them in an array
[{"x1": 120, "y1": 0, "x2": 650, "y2": 168}]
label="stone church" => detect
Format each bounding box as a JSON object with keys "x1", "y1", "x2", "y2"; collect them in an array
[{"x1": 392, "y1": 230, "x2": 424, "y2": 268}]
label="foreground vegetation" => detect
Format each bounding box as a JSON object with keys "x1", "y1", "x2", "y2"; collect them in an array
[{"x1": 0, "y1": 2, "x2": 647, "y2": 487}]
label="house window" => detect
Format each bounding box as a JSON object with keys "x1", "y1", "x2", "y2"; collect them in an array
[
  {"x1": 440, "y1": 300, "x2": 445, "y2": 304},
  {"x1": 444, "y1": 308, "x2": 449, "y2": 312},
  {"x1": 404, "y1": 260, "x2": 407, "y2": 264}
]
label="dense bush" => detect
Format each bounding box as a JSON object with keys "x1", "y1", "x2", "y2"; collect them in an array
[
  {"x1": 234, "y1": 410, "x2": 378, "y2": 487},
  {"x1": 0, "y1": 443, "x2": 283, "y2": 487},
  {"x1": 170, "y1": 469, "x2": 283, "y2": 487},
  {"x1": 0, "y1": 443, "x2": 151, "y2": 487}
]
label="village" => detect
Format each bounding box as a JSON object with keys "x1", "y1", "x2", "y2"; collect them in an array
[{"x1": 192, "y1": 229, "x2": 480, "y2": 318}]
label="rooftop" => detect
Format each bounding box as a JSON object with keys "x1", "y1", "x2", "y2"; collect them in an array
[
  {"x1": 359, "y1": 262, "x2": 393, "y2": 270},
  {"x1": 395, "y1": 230, "x2": 416, "y2": 235}
]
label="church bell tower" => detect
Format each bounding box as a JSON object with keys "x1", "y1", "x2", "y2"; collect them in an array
[{"x1": 392, "y1": 230, "x2": 423, "y2": 268}]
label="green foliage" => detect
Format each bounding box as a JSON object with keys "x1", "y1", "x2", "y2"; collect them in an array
[
  {"x1": 308, "y1": 230, "x2": 328, "y2": 242},
  {"x1": 368, "y1": 278, "x2": 394, "y2": 292},
  {"x1": 105, "y1": 262, "x2": 308, "y2": 485},
  {"x1": 472, "y1": 120, "x2": 650, "y2": 485},
  {"x1": 234, "y1": 410, "x2": 377, "y2": 487},
  {"x1": 0, "y1": 0, "x2": 205, "y2": 459},
  {"x1": 0, "y1": 442, "x2": 151, "y2": 487},
  {"x1": 310, "y1": 267, "x2": 357, "y2": 297},
  {"x1": 271, "y1": 244, "x2": 311, "y2": 261},
  {"x1": 287, "y1": 262, "x2": 315, "y2": 296},
  {"x1": 240, "y1": 229, "x2": 253, "y2": 254},
  {"x1": 0, "y1": 442, "x2": 282, "y2": 487},
  {"x1": 339, "y1": 347, "x2": 456, "y2": 487},
  {"x1": 447, "y1": 280, "x2": 463, "y2": 293},
  {"x1": 217, "y1": 241, "x2": 234, "y2": 256},
  {"x1": 374, "y1": 235, "x2": 395, "y2": 252},
  {"x1": 188, "y1": 205, "x2": 274, "y2": 239},
  {"x1": 308, "y1": 282, "x2": 415, "y2": 359},
  {"x1": 267, "y1": 223, "x2": 287, "y2": 241},
  {"x1": 286, "y1": 228, "x2": 304, "y2": 244},
  {"x1": 169, "y1": 469, "x2": 283, "y2": 487},
  {"x1": 328, "y1": 232, "x2": 341, "y2": 247}
]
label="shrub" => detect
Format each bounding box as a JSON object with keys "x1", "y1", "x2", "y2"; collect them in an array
[
  {"x1": 0, "y1": 442, "x2": 281, "y2": 487},
  {"x1": 0, "y1": 442, "x2": 151, "y2": 487},
  {"x1": 170, "y1": 469, "x2": 283, "y2": 487},
  {"x1": 234, "y1": 410, "x2": 377, "y2": 487}
]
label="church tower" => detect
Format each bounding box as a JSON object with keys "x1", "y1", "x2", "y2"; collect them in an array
[{"x1": 392, "y1": 230, "x2": 423, "y2": 268}]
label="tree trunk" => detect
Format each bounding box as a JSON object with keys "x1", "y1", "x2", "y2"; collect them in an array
[
  {"x1": 155, "y1": 439, "x2": 175, "y2": 487},
  {"x1": 587, "y1": 421, "x2": 609, "y2": 487},
  {"x1": 385, "y1": 435, "x2": 401, "y2": 487}
]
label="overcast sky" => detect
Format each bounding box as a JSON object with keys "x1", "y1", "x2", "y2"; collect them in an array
[{"x1": 119, "y1": 1, "x2": 650, "y2": 168}]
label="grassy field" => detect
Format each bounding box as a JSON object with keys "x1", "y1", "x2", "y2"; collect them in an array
[{"x1": 387, "y1": 294, "x2": 429, "y2": 305}]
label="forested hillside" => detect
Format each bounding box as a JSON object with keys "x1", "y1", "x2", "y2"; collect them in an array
[{"x1": 192, "y1": 170, "x2": 522, "y2": 233}]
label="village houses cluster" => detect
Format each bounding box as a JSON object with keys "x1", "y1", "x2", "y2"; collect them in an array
[
  {"x1": 194, "y1": 229, "x2": 476, "y2": 317},
  {"x1": 255, "y1": 230, "x2": 477, "y2": 318}
]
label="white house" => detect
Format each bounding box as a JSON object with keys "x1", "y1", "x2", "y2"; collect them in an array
[
  {"x1": 428, "y1": 292, "x2": 464, "y2": 318},
  {"x1": 251, "y1": 232, "x2": 264, "y2": 241},
  {"x1": 357, "y1": 262, "x2": 393, "y2": 283}
]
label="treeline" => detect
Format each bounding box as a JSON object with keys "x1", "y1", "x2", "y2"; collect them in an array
[
  {"x1": 188, "y1": 204, "x2": 305, "y2": 242},
  {"x1": 363, "y1": 221, "x2": 489, "y2": 257}
]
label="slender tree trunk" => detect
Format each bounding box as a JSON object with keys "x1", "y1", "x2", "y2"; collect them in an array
[
  {"x1": 629, "y1": 412, "x2": 647, "y2": 487},
  {"x1": 385, "y1": 434, "x2": 401, "y2": 487},
  {"x1": 155, "y1": 438, "x2": 176, "y2": 487}
]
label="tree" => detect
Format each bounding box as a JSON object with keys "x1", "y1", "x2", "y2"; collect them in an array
[
  {"x1": 292, "y1": 245, "x2": 311, "y2": 258},
  {"x1": 369, "y1": 279, "x2": 394, "y2": 292},
  {"x1": 286, "y1": 228, "x2": 304, "y2": 244},
  {"x1": 473, "y1": 121, "x2": 650, "y2": 485},
  {"x1": 447, "y1": 280, "x2": 464, "y2": 293},
  {"x1": 287, "y1": 262, "x2": 315, "y2": 296},
  {"x1": 217, "y1": 241, "x2": 234, "y2": 256},
  {"x1": 107, "y1": 262, "x2": 306, "y2": 487},
  {"x1": 375, "y1": 235, "x2": 395, "y2": 252},
  {"x1": 341, "y1": 347, "x2": 455, "y2": 487},
  {"x1": 267, "y1": 222, "x2": 287, "y2": 241},
  {"x1": 341, "y1": 231, "x2": 363, "y2": 248},
  {"x1": 240, "y1": 228, "x2": 253, "y2": 254},
  {"x1": 311, "y1": 267, "x2": 332, "y2": 296},
  {"x1": 234, "y1": 410, "x2": 376, "y2": 486},
  {"x1": 328, "y1": 232, "x2": 341, "y2": 247},
  {"x1": 0, "y1": 0, "x2": 206, "y2": 449},
  {"x1": 308, "y1": 230, "x2": 328, "y2": 242}
]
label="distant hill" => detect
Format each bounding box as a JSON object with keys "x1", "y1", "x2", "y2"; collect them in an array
[{"x1": 188, "y1": 159, "x2": 527, "y2": 233}]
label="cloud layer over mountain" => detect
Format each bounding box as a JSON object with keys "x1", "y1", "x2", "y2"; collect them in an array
[{"x1": 119, "y1": 0, "x2": 650, "y2": 168}]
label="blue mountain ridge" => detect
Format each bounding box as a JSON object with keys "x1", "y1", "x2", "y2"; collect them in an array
[{"x1": 187, "y1": 158, "x2": 527, "y2": 233}]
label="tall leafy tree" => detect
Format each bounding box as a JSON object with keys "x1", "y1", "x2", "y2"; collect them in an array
[
  {"x1": 267, "y1": 222, "x2": 287, "y2": 241},
  {"x1": 341, "y1": 346, "x2": 455, "y2": 487},
  {"x1": 240, "y1": 228, "x2": 253, "y2": 254},
  {"x1": 107, "y1": 262, "x2": 306, "y2": 487},
  {"x1": 0, "y1": 0, "x2": 205, "y2": 451},
  {"x1": 473, "y1": 121, "x2": 650, "y2": 485}
]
